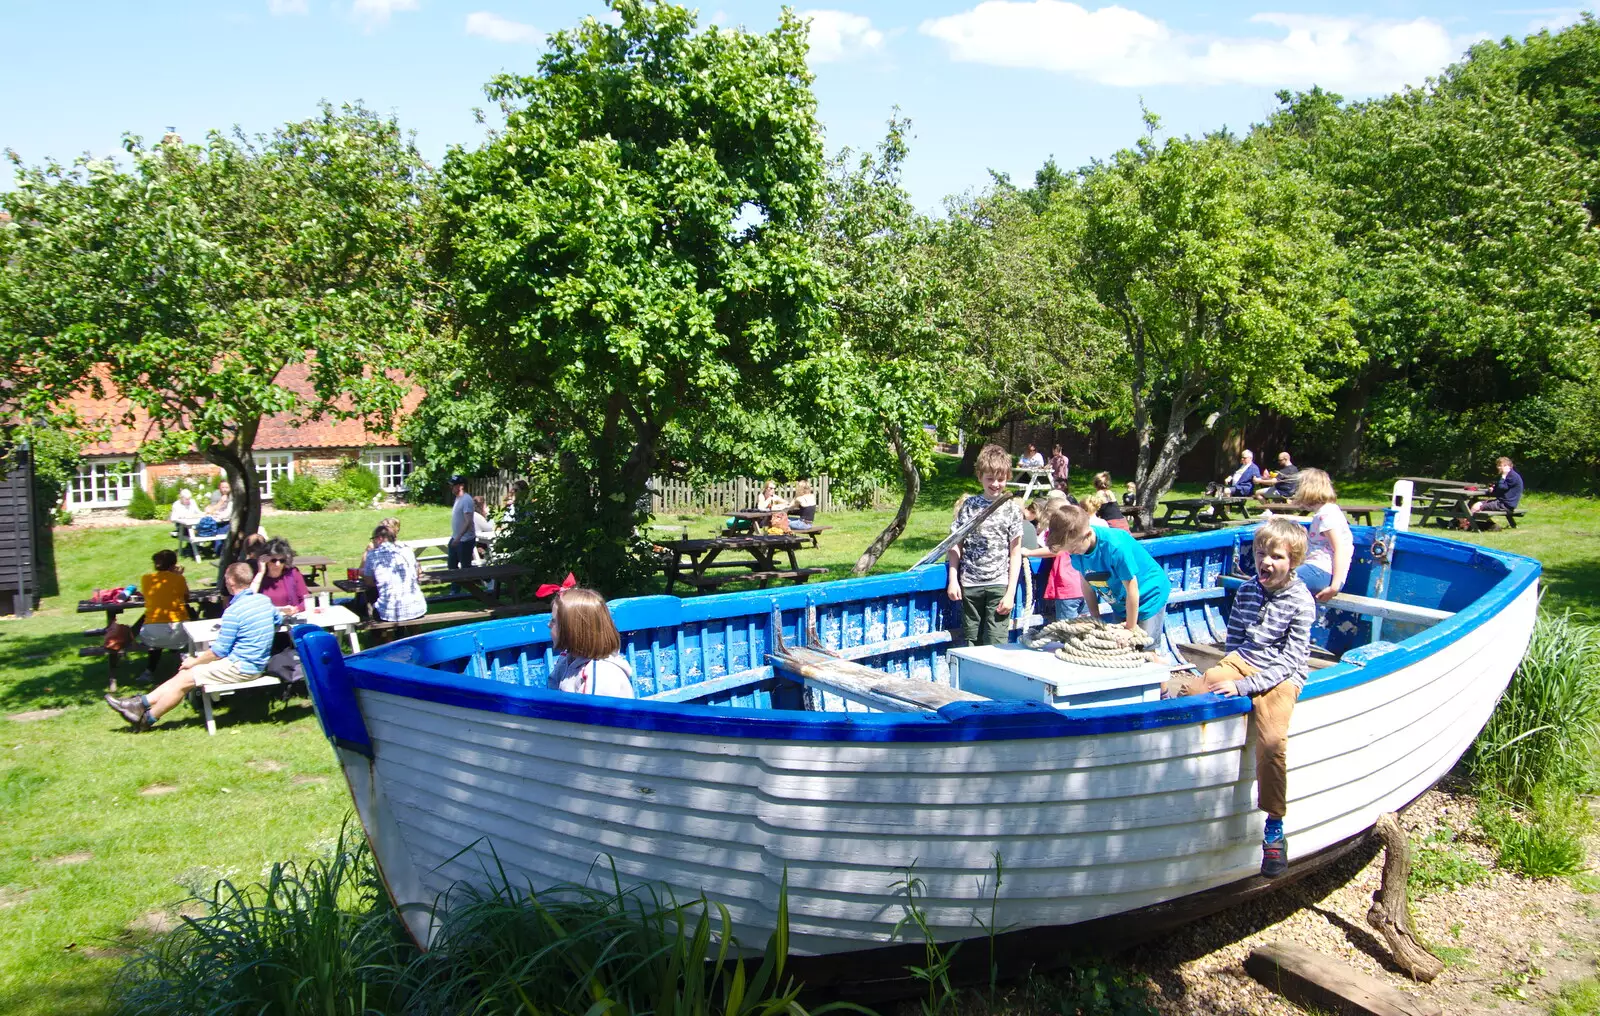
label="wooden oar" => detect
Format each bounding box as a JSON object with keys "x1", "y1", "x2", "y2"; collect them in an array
[{"x1": 910, "y1": 491, "x2": 1016, "y2": 569}]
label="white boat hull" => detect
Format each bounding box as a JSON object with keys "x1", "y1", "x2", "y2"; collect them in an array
[{"x1": 341, "y1": 581, "x2": 1537, "y2": 955}]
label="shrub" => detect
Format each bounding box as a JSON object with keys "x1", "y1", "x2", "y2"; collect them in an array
[
  {"x1": 127, "y1": 485, "x2": 158, "y2": 520},
  {"x1": 1477, "y1": 784, "x2": 1591, "y2": 878},
  {"x1": 1408, "y1": 828, "x2": 1490, "y2": 897},
  {"x1": 271, "y1": 472, "x2": 322, "y2": 512},
  {"x1": 1470, "y1": 610, "x2": 1600, "y2": 802},
  {"x1": 335, "y1": 463, "x2": 381, "y2": 501}
]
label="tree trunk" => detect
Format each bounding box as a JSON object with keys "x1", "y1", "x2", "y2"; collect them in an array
[
  {"x1": 1334, "y1": 367, "x2": 1380, "y2": 475},
  {"x1": 853, "y1": 423, "x2": 920, "y2": 576},
  {"x1": 204, "y1": 436, "x2": 261, "y2": 581},
  {"x1": 1135, "y1": 387, "x2": 1214, "y2": 513}
]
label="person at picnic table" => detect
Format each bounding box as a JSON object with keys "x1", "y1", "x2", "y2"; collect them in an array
[
  {"x1": 168, "y1": 488, "x2": 204, "y2": 527},
  {"x1": 1123, "y1": 481, "x2": 1138, "y2": 507},
  {"x1": 1468, "y1": 456, "x2": 1524, "y2": 519},
  {"x1": 756, "y1": 480, "x2": 788, "y2": 513},
  {"x1": 1049, "y1": 444, "x2": 1070, "y2": 492},
  {"x1": 547, "y1": 586, "x2": 637, "y2": 698},
  {"x1": 135, "y1": 549, "x2": 190, "y2": 684},
  {"x1": 1018, "y1": 444, "x2": 1045, "y2": 469},
  {"x1": 1214, "y1": 449, "x2": 1260, "y2": 498},
  {"x1": 1163, "y1": 518, "x2": 1314, "y2": 879},
  {"x1": 362, "y1": 525, "x2": 427, "y2": 633},
  {"x1": 251, "y1": 537, "x2": 308, "y2": 615},
  {"x1": 1252, "y1": 451, "x2": 1300, "y2": 503},
  {"x1": 1269, "y1": 467, "x2": 1351, "y2": 602},
  {"x1": 947, "y1": 444, "x2": 1025, "y2": 647},
  {"x1": 448, "y1": 475, "x2": 476, "y2": 571},
  {"x1": 472, "y1": 495, "x2": 496, "y2": 563},
  {"x1": 1086, "y1": 472, "x2": 1130, "y2": 530},
  {"x1": 789, "y1": 480, "x2": 817, "y2": 530},
  {"x1": 105, "y1": 562, "x2": 275, "y2": 731},
  {"x1": 206, "y1": 481, "x2": 233, "y2": 522},
  {"x1": 1045, "y1": 504, "x2": 1171, "y2": 641}
]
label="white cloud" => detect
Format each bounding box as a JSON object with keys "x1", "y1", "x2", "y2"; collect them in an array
[
  {"x1": 268, "y1": 0, "x2": 308, "y2": 14},
  {"x1": 799, "y1": 9, "x2": 887, "y2": 63},
  {"x1": 351, "y1": 0, "x2": 418, "y2": 29},
  {"x1": 465, "y1": 11, "x2": 541, "y2": 43},
  {"x1": 919, "y1": 1, "x2": 1471, "y2": 93}
]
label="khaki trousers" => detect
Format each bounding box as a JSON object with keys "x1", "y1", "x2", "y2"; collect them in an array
[{"x1": 1171, "y1": 652, "x2": 1299, "y2": 818}]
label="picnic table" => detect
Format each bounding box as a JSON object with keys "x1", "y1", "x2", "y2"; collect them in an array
[
  {"x1": 1155, "y1": 497, "x2": 1255, "y2": 529},
  {"x1": 293, "y1": 554, "x2": 334, "y2": 588},
  {"x1": 658, "y1": 534, "x2": 826, "y2": 593},
  {"x1": 418, "y1": 563, "x2": 535, "y2": 606},
  {"x1": 1008, "y1": 466, "x2": 1053, "y2": 498},
  {"x1": 1410, "y1": 485, "x2": 1525, "y2": 530},
  {"x1": 721, "y1": 510, "x2": 829, "y2": 546},
  {"x1": 172, "y1": 521, "x2": 228, "y2": 561},
  {"x1": 184, "y1": 604, "x2": 362, "y2": 656},
  {"x1": 77, "y1": 587, "x2": 223, "y2": 691},
  {"x1": 1266, "y1": 503, "x2": 1388, "y2": 527}
]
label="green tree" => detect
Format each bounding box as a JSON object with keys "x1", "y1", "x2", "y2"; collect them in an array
[
  {"x1": 1266, "y1": 82, "x2": 1600, "y2": 475},
  {"x1": 1073, "y1": 119, "x2": 1353, "y2": 510},
  {"x1": 1, "y1": 105, "x2": 436, "y2": 563},
  {"x1": 797, "y1": 117, "x2": 961, "y2": 573},
  {"x1": 435, "y1": 0, "x2": 830, "y2": 590}
]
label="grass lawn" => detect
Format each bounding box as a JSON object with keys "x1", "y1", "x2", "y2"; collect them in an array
[{"x1": 1, "y1": 462, "x2": 1595, "y2": 1014}]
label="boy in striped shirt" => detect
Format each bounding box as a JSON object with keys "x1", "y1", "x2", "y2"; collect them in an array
[{"x1": 1166, "y1": 518, "x2": 1316, "y2": 878}]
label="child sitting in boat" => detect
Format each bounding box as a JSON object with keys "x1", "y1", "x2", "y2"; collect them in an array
[
  {"x1": 548, "y1": 587, "x2": 637, "y2": 699},
  {"x1": 1044, "y1": 505, "x2": 1170, "y2": 640},
  {"x1": 1165, "y1": 518, "x2": 1315, "y2": 879},
  {"x1": 947, "y1": 444, "x2": 1025, "y2": 647}
]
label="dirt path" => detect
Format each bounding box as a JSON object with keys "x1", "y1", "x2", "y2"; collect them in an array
[{"x1": 1125, "y1": 785, "x2": 1600, "y2": 1014}]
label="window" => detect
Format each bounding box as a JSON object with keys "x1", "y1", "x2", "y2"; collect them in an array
[
  {"x1": 256, "y1": 452, "x2": 294, "y2": 500},
  {"x1": 361, "y1": 448, "x2": 413, "y2": 493},
  {"x1": 65, "y1": 457, "x2": 140, "y2": 508}
]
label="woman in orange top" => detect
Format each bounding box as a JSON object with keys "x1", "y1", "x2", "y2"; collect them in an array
[{"x1": 137, "y1": 549, "x2": 190, "y2": 683}]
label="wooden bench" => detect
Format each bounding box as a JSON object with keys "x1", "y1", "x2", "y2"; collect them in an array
[
  {"x1": 193, "y1": 672, "x2": 290, "y2": 735},
  {"x1": 397, "y1": 536, "x2": 453, "y2": 565},
  {"x1": 1178, "y1": 641, "x2": 1340, "y2": 675},
  {"x1": 360, "y1": 601, "x2": 546, "y2": 636}
]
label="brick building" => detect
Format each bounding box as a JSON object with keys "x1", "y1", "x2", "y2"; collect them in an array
[{"x1": 59, "y1": 365, "x2": 424, "y2": 516}]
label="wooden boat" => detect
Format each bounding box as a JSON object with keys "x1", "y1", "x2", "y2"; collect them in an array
[{"x1": 293, "y1": 512, "x2": 1539, "y2": 984}]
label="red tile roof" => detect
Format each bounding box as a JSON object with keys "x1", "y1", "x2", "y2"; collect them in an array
[{"x1": 65, "y1": 363, "x2": 422, "y2": 457}]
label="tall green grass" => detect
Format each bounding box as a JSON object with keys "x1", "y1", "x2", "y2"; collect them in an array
[
  {"x1": 113, "y1": 838, "x2": 862, "y2": 1016},
  {"x1": 1469, "y1": 610, "x2": 1600, "y2": 879},
  {"x1": 1470, "y1": 610, "x2": 1600, "y2": 801}
]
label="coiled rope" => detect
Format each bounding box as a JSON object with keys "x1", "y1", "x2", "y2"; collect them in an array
[{"x1": 1025, "y1": 618, "x2": 1154, "y2": 669}]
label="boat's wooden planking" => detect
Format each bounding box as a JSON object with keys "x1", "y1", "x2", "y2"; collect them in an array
[{"x1": 341, "y1": 582, "x2": 1537, "y2": 955}]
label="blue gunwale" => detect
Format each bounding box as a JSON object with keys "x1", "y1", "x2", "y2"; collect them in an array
[{"x1": 294, "y1": 527, "x2": 1540, "y2": 748}]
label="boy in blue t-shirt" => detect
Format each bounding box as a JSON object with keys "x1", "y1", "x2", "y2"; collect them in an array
[{"x1": 1044, "y1": 505, "x2": 1171, "y2": 641}]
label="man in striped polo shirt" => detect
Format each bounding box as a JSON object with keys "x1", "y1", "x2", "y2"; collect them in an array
[
  {"x1": 1163, "y1": 518, "x2": 1316, "y2": 878},
  {"x1": 106, "y1": 562, "x2": 277, "y2": 731}
]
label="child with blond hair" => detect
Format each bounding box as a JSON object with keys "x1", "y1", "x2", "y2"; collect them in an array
[
  {"x1": 1165, "y1": 518, "x2": 1315, "y2": 878},
  {"x1": 947, "y1": 444, "x2": 1024, "y2": 646}
]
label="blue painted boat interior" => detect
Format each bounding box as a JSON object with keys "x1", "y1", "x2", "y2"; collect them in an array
[{"x1": 314, "y1": 522, "x2": 1538, "y2": 732}]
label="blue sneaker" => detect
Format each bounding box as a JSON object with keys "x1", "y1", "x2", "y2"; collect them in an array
[{"x1": 1261, "y1": 835, "x2": 1288, "y2": 878}]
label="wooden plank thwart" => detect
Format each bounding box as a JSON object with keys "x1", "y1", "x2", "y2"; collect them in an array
[
  {"x1": 1245, "y1": 942, "x2": 1442, "y2": 1016},
  {"x1": 770, "y1": 645, "x2": 985, "y2": 712}
]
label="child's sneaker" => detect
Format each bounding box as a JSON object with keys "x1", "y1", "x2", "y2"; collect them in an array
[{"x1": 1260, "y1": 834, "x2": 1288, "y2": 878}]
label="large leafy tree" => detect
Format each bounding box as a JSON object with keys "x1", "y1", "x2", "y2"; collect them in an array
[
  {"x1": 1266, "y1": 83, "x2": 1600, "y2": 473},
  {"x1": 1072, "y1": 120, "x2": 1353, "y2": 510},
  {"x1": 1, "y1": 104, "x2": 435, "y2": 563},
  {"x1": 797, "y1": 118, "x2": 963, "y2": 574},
  {"x1": 435, "y1": 0, "x2": 830, "y2": 589}
]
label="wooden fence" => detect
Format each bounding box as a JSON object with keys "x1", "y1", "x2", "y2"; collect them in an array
[{"x1": 465, "y1": 471, "x2": 890, "y2": 516}]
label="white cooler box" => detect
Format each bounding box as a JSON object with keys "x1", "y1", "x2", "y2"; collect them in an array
[{"x1": 949, "y1": 643, "x2": 1167, "y2": 709}]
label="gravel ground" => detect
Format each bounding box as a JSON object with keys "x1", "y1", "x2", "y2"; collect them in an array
[{"x1": 1122, "y1": 784, "x2": 1600, "y2": 1015}]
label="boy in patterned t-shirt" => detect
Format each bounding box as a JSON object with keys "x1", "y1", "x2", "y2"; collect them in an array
[{"x1": 947, "y1": 444, "x2": 1024, "y2": 646}]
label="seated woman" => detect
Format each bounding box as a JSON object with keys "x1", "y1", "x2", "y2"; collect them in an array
[
  {"x1": 789, "y1": 480, "x2": 817, "y2": 530},
  {"x1": 756, "y1": 480, "x2": 788, "y2": 514},
  {"x1": 1086, "y1": 473, "x2": 1130, "y2": 530},
  {"x1": 1285, "y1": 467, "x2": 1350, "y2": 602},
  {"x1": 136, "y1": 549, "x2": 190, "y2": 683},
  {"x1": 547, "y1": 587, "x2": 637, "y2": 698},
  {"x1": 361, "y1": 526, "x2": 427, "y2": 637},
  {"x1": 253, "y1": 537, "x2": 308, "y2": 616}
]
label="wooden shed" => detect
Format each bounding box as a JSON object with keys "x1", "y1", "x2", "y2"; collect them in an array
[{"x1": 0, "y1": 449, "x2": 36, "y2": 617}]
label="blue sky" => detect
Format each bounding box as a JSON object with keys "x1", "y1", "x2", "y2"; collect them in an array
[{"x1": 0, "y1": 1, "x2": 1585, "y2": 209}]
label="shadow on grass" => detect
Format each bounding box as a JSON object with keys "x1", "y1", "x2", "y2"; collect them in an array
[
  {"x1": 0, "y1": 966, "x2": 118, "y2": 1016},
  {"x1": 0, "y1": 630, "x2": 107, "y2": 713},
  {"x1": 1539, "y1": 556, "x2": 1600, "y2": 618}
]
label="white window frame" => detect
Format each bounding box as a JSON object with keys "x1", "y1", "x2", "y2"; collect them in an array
[
  {"x1": 361, "y1": 447, "x2": 414, "y2": 494},
  {"x1": 255, "y1": 452, "x2": 295, "y2": 500},
  {"x1": 66, "y1": 456, "x2": 142, "y2": 509}
]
